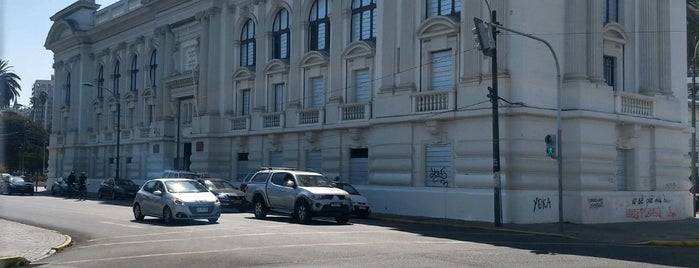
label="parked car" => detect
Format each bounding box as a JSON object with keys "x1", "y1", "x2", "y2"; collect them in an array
[
  {"x1": 162, "y1": 170, "x2": 202, "y2": 179},
  {"x1": 50, "y1": 178, "x2": 77, "y2": 197},
  {"x1": 132, "y1": 178, "x2": 221, "y2": 224},
  {"x1": 1, "y1": 175, "x2": 34, "y2": 196},
  {"x1": 333, "y1": 182, "x2": 371, "y2": 218},
  {"x1": 196, "y1": 178, "x2": 246, "y2": 210},
  {"x1": 98, "y1": 178, "x2": 140, "y2": 200},
  {"x1": 238, "y1": 172, "x2": 256, "y2": 192},
  {"x1": 245, "y1": 167, "x2": 352, "y2": 224}
]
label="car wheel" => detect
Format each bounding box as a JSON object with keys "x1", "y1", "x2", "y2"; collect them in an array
[
  {"x1": 98, "y1": 190, "x2": 104, "y2": 199},
  {"x1": 29, "y1": 191, "x2": 34, "y2": 196},
  {"x1": 208, "y1": 218, "x2": 218, "y2": 224},
  {"x1": 51, "y1": 186, "x2": 58, "y2": 196},
  {"x1": 133, "y1": 203, "x2": 145, "y2": 221},
  {"x1": 295, "y1": 201, "x2": 311, "y2": 224},
  {"x1": 335, "y1": 215, "x2": 349, "y2": 224},
  {"x1": 253, "y1": 198, "x2": 268, "y2": 219},
  {"x1": 162, "y1": 207, "x2": 173, "y2": 225}
]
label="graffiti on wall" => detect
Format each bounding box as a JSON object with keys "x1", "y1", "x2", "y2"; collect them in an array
[
  {"x1": 427, "y1": 167, "x2": 449, "y2": 187},
  {"x1": 613, "y1": 194, "x2": 677, "y2": 220},
  {"x1": 532, "y1": 197, "x2": 552, "y2": 213},
  {"x1": 587, "y1": 198, "x2": 604, "y2": 209}
]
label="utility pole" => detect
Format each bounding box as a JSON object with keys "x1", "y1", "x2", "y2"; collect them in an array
[
  {"x1": 473, "y1": 11, "x2": 502, "y2": 227},
  {"x1": 692, "y1": 41, "x2": 699, "y2": 216}
]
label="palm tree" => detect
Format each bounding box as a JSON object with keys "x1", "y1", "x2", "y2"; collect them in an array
[{"x1": 0, "y1": 59, "x2": 22, "y2": 108}]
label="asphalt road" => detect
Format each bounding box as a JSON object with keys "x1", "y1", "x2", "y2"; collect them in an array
[{"x1": 1, "y1": 194, "x2": 697, "y2": 267}]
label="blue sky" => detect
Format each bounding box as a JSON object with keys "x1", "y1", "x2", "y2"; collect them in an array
[{"x1": 1, "y1": 0, "x2": 119, "y2": 106}]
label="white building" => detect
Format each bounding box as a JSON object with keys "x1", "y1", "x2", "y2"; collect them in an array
[
  {"x1": 45, "y1": 0, "x2": 693, "y2": 224},
  {"x1": 31, "y1": 78, "x2": 54, "y2": 130}
]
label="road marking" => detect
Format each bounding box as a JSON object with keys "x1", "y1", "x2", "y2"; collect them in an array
[{"x1": 97, "y1": 221, "x2": 144, "y2": 229}]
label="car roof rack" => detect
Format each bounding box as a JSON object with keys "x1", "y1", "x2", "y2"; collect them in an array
[{"x1": 258, "y1": 167, "x2": 296, "y2": 171}]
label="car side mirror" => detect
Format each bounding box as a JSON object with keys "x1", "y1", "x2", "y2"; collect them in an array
[
  {"x1": 285, "y1": 180, "x2": 295, "y2": 188},
  {"x1": 153, "y1": 190, "x2": 162, "y2": 196}
]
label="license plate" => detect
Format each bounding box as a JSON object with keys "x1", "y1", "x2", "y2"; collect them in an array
[
  {"x1": 357, "y1": 206, "x2": 367, "y2": 210},
  {"x1": 196, "y1": 207, "x2": 208, "y2": 213},
  {"x1": 331, "y1": 202, "x2": 341, "y2": 207}
]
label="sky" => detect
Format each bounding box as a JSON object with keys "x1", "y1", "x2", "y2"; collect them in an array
[{"x1": 1, "y1": 0, "x2": 119, "y2": 107}]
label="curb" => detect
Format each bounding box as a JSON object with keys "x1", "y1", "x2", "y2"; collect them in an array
[
  {"x1": 638, "y1": 240, "x2": 699, "y2": 247},
  {"x1": 0, "y1": 256, "x2": 30, "y2": 268},
  {"x1": 52, "y1": 235, "x2": 73, "y2": 252}
]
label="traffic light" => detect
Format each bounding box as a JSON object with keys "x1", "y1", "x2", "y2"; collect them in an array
[
  {"x1": 545, "y1": 134, "x2": 557, "y2": 159},
  {"x1": 472, "y1": 17, "x2": 495, "y2": 57}
]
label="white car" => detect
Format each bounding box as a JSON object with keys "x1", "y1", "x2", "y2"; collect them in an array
[
  {"x1": 132, "y1": 178, "x2": 221, "y2": 224},
  {"x1": 333, "y1": 182, "x2": 371, "y2": 218}
]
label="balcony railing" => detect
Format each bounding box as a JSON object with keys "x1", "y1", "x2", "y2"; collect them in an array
[
  {"x1": 262, "y1": 113, "x2": 284, "y2": 128},
  {"x1": 140, "y1": 128, "x2": 150, "y2": 138},
  {"x1": 340, "y1": 103, "x2": 370, "y2": 121},
  {"x1": 616, "y1": 92, "x2": 654, "y2": 117},
  {"x1": 104, "y1": 132, "x2": 114, "y2": 142},
  {"x1": 298, "y1": 108, "x2": 323, "y2": 125},
  {"x1": 413, "y1": 90, "x2": 453, "y2": 113},
  {"x1": 89, "y1": 133, "x2": 98, "y2": 143},
  {"x1": 230, "y1": 116, "x2": 249, "y2": 131},
  {"x1": 121, "y1": 130, "x2": 132, "y2": 140}
]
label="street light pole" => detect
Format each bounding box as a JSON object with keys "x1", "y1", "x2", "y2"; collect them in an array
[
  {"x1": 83, "y1": 83, "x2": 120, "y2": 180},
  {"x1": 692, "y1": 41, "x2": 699, "y2": 216}
]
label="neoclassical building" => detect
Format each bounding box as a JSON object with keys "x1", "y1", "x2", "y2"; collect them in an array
[{"x1": 45, "y1": 0, "x2": 693, "y2": 224}]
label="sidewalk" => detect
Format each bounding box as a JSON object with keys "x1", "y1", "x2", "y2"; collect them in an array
[
  {"x1": 0, "y1": 218, "x2": 72, "y2": 268},
  {"x1": 373, "y1": 213, "x2": 699, "y2": 246}
]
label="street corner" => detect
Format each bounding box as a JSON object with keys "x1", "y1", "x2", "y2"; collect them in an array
[
  {"x1": 52, "y1": 235, "x2": 73, "y2": 252},
  {"x1": 0, "y1": 256, "x2": 30, "y2": 268}
]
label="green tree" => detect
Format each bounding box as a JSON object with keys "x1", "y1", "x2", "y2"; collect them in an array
[
  {"x1": 0, "y1": 111, "x2": 48, "y2": 174},
  {"x1": 0, "y1": 59, "x2": 22, "y2": 108},
  {"x1": 689, "y1": 0, "x2": 699, "y2": 63}
]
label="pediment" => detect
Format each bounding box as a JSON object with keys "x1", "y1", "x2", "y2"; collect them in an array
[
  {"x1": 233, "y1": 67, "x2": 254, "y2": 81},
  {"x1": 342, "y1": 41, "x2": 375, "y2": 59},
  {"x1": 300, "y1": 51, "x2": 328, "y2": 68},
  {"x1": 123, "y1": 90, "x2": 138, "y2": 102},
  {"x1": 264, "y1": 59, "x2": 290, "y2": 74},
  {"x1": 45, "y1": 20, "x2": 77, "y2": 48},
  {"x1": 142, "y1": 88, "x2": 155, "y2": 99},
  {"x1": 417, "y1": 16, "x2": 460, "y2": 39},
  {"x1": 603, "y1": 23, "x2": 628, "y2": 44}
]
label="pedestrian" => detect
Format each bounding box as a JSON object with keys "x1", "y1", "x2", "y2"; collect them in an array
[
  {"x1": 78, "y1": 171, "x2": 89, "y2": 200},
  {"x1": 66, "y1": 171, "x2": 76, "y2": 196}
]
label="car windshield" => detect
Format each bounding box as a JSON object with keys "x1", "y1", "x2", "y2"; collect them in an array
[
  {"x1": 337, "y1": 183, "x2": 360, "y2": 195},
  {"x1": 296, "y1": 175, "x2": 331, "y2": 187},
  {"x1": 115, "y1": 179, "x2": 136, "y2": 186},
  {"x1": 165, "y1": 180, "x2": 209, "y2": 193},
  {"x1": 207, "y1": 180, "x2": 236, "y2": 190},
  {"x1": 10, "y1": 177, "x2": 26, "y2": 183}
]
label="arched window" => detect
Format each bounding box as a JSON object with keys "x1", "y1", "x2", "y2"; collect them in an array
[
  {"x1": 149, "y1": 49, "x2": 157, "y2": 88},
  {"x1": 351, "y1": 0, "x2": 376, "y2": 41},
  {"x1": 130, "y1": 55, "x2": 138, "y2": 92},
  {"x1": 240, "y1": 19, "x2": 256, "y2": 67},
  {"x1": 113, "y1": 60, "x2": 121, "y2": 95},
  {"x1": 309, "y1": 0, "x2": 330, "y2": 51},
  {"x1": 426, "y1": 0, "x2": 461, "y2": 18},
  {"x1": 97, "y1": 65, "x2": 105, "y2": 99},
  {"x1": 65, "y1": 72, "x2": 71, "y2": 105},
  {"x1": 272, "y1": 9, "x2": 290, "y2": 59}
]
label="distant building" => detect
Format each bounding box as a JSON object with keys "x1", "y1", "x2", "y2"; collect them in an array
[
  {"x1": 44, "y1": 0, "x2": 693, "y2": 224},
  {"x1": 31, "y1": 78, "x2": 54, "y2": 130}
]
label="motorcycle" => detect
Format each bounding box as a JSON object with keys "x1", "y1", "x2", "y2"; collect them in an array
[{"x1": 50, "y1": 178, "x2": 78, "y2": 197}]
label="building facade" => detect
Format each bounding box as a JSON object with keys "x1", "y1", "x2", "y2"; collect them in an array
[
  {"x1": 45, "y1": 0, "x2": 693, "y2": 224},
  {"x1": 31, "y1": 78, "x2": 54, "y2": 130}
]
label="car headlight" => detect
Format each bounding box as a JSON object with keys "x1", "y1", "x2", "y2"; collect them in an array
[{"x1": 171, "y1": 197, "x2": 185, "y2": 205}]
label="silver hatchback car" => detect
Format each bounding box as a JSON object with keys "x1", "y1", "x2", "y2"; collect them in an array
[{"x1": 133, "y1": 178, "x2": 221, "y2": 224}]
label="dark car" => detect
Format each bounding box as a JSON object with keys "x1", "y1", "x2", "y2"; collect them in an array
[
  {"x1": 98, "y1": 178, "x2": 140, "y2": 200},
  {"x1": 238, "y1": 172, "x2": 256, "y2": 192},
  {"x1": 1, "y1": 175, "x2": 34, "y2": 196},
  {"x1": 197, "y1": 178, "x2": 247, "y2": 210},
  {"x1": 333, "y1": 182, "x2": 371, "y2": 218}
]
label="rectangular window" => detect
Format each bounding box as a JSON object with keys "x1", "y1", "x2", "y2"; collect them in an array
[
  {"x1": 605, "y1": 0, "x2": 618, "y2": 24},
  {"x1": 310, "y1": 77, "x2": 324, "y2": 108},
  {"x1": 240, "y1": 89, "x2": 251, "y2": 116},
  {"x1": 603, "y1": 55, "x2": 616, "y2": 90},
  {"x1": 271, "y1": 84, "x2": 285, "y2": 112},
  {"x1": 431, "y1": 50, "x2": 453, "y2": 90},
  {"x1": 237, "y1": 153, "x2": 249, "y2": 180},
  {"x1": 146, "y1": 104, "x2": 153, "y2": 125},
  {"x1": 353, "y1": 69, "x2": 371, "y2": 103},
  {"x1": 306, "y1": 150, "x2": 322, "y2": 172},
  {"x1": 616, "y1": 148, "x2": 629, "y2": 191},
  {"x1": 350, "y1": 148, "x2": 369, "y2": 185},
  {"x1": 425, "y1": 144, "x2": 453, "y2": 187},
  {"x1": 181, "y1": 101, "x2": 194, "y2": 125}
]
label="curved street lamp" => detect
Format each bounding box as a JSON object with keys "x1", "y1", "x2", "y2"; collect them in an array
[
  {"x1": 692, "y1": 41, "x2": 699, "y2": 216},
  {"x1": 83, "y1": 83, "x2": 121, "y2": 180}
]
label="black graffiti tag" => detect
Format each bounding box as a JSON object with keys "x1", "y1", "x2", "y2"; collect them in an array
[
  {"x1": 533, "y1": 197, "x2": 552, "y2": 213},
  {"x1": 428, "y1": 167, "x2": 449, "y2": 187}
]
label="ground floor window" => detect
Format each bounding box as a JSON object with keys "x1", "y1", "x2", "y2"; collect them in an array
[
  {"x1": 306, "y1": 150, "x2": 322, "y2": 172},
  {"x1": 270, "y1": 151, "x2": 283, "y2": 167},
  {"x1": 425, "y1": 144, "x2": 452, "y2": 187},
  {"x1": 237, "y1": 152, "x2": 249, "y2": 180},
  {"x1": 616, "y1": 148, "x2": 629, "y2": 190},
  {"x1": 350, "y1": 148, "x2": 368, "y2": 184}
]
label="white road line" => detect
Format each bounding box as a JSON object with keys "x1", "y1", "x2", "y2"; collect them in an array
[{"x1": 97, "y1": 221, "x2": 145, "y2": 229}]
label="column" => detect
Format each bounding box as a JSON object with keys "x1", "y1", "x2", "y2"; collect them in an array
[
  {"x1": 587, "y1": 0, "x2": 604, "y2": 83},
  {"x1": 563, "y1": 0, "x2": 588, "y2": 81},
  {"x1": 657, "y1": 0, "x2": 672, "y2": 96},
  {"x1": 206, "y1": 7, "x2": 222, "y2": 114},
  {"x1": 639, "y1": 0, "x2": 659, "y2": 95}
]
